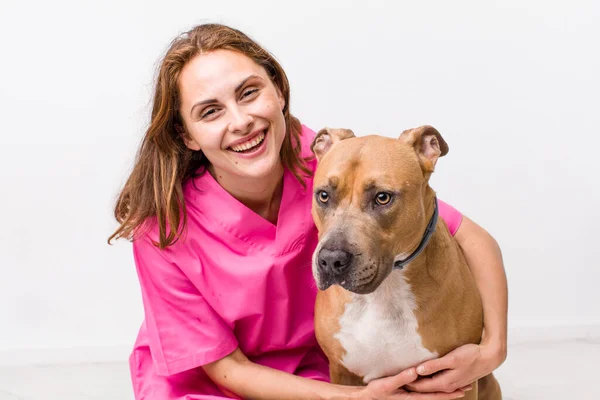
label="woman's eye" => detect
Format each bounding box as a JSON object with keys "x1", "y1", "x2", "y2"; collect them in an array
[
  {"x1": 375, "y1": 192, "x2": 392, "y2": 206},
  {"x1": 201, "y1": 108, "x2": 217, "y2": 119},
  {"x1": 317, "y1": 191, "x2": 329, "y2": 204},
  {"x1": 241, "y1": 88, "x2": 259, "y2": 99}
]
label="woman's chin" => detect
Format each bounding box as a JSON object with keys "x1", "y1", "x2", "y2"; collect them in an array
[{"x1": 240, "y1": 160, "x2": 283, "y2": 181}]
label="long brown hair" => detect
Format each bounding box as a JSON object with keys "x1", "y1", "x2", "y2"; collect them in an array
[{"x1": 108, "y1": 24, "x2": 311, "y2": 249}]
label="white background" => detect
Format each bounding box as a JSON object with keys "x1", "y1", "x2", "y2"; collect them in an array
[{"x1": 1, "y1": 0, "x2": 598, "y2": 364}]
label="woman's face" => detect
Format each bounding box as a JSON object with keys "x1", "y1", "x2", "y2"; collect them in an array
[{"x1": 178, "y1": 49, "x2": 286, "y2": 183}]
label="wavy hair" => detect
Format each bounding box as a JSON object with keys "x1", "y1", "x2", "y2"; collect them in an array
[{"x1": 108, "y1": 24, "x2": 310, "y2": 249}]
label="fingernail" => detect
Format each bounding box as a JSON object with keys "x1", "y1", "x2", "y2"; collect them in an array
[{"x1": 416, "y1": 366, "x2": 425, "y2": 374}]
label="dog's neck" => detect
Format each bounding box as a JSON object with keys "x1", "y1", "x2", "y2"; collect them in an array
[{"x1": 365, "y1": 188, "x2": 459, "y2": 303}]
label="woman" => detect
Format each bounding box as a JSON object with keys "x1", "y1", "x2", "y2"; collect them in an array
[{"x1": 110, "y1": 23, "x2": 507, "y2": 400}]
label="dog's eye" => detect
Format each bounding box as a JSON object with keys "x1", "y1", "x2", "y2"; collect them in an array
[
  {"x1": 317, "y1": 191, "x2": 330, "y2": 204},
  {"x1": 375, "y1": 192, "x2": 392, "y2": 206}
]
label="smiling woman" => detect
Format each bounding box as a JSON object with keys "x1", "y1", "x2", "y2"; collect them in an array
[
  {"x1": 178, "y1": 50, "x2": 287, "y2": 189},
  {"x1": 108, "y1": 24, "x2": 310, "y2": 248}
]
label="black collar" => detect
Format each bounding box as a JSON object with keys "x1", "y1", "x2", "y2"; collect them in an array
[{"x1": 393, "y1": 197, "x2": 439, "y2": 270}]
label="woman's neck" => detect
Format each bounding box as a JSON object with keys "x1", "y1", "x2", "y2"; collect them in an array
[{"x1": 208, "y1": 162, "x2": 285, "y2": 224}]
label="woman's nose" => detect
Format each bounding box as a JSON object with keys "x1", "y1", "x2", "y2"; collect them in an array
[{"x1": 227, "y1": 105, "x2": 253, "y2": 133}]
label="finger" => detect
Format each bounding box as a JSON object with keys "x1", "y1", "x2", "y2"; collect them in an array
[
  {"x1": 376, "y1": 367, "x2": 419, "y2": 392},
  {"x1": 417, "y1": 355, "x2": 455, "y2": 376},
  {"x1": 459, "y1": 385, "x2": 472, "y2": 392},
  {"x1": 405, "y1": 390, "x2": 466, "y2": 399},
  {"x1": 405, "y1": 371, "x2": 457, "y2": 393},
  {"x1": 405, "y1": 377, "x2": 444, "y2": 393}
]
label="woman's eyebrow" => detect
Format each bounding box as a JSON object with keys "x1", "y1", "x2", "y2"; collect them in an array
[
  {"x1": 189, "y1": 74, "x2": 263, "y2": 117},
  {"x1": 234, "y1": 74, "x2": 262, "y2": 92}
]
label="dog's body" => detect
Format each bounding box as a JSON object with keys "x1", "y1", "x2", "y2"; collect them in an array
[{"x1": 310, "y1": 127, "x2": 501, "y2": 399}]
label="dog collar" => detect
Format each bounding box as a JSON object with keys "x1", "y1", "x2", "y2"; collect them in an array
[{"x1": 393, "y1": 197, "x2": 439, "y2": 270}]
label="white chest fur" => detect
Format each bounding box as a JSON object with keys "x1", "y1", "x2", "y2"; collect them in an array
[{"x1": 336, "y1": 270, "x2": 438, "y2": 383}]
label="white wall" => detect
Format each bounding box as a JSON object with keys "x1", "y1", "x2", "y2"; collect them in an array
[{"x1": 1, "y1": 0, "x2": 599, "y2": 364}]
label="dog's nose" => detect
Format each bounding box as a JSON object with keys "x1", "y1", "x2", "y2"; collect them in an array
[{"x1": 318, "y1": 248, "x2": 353, "y2": 275}]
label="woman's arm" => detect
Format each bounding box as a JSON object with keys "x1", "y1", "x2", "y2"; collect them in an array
[
  {"x1": 204, "y1": 348, "x2": 356, "y2": 400},
  {"x1": 408, "y1": 216, "x2": 508, "y2": 393},
  {"x1": 203, "y1": 348, "x2": 467, "y2": 400},
  {"x1": 455, "y1": 216, "x2": 508, "y2": 358}
]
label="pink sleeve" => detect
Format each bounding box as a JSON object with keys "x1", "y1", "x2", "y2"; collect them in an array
[
  {"x1": 133, "y1": 236, "x2": 238, "y2": 376},
  {"x1": 437, "y1": 199, "x2": 463, "y2": 236}
]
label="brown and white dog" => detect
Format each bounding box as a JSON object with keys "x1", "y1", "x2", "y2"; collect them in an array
[{"x1": 310, "y1": 126, "x2": 501, "y2": 399}]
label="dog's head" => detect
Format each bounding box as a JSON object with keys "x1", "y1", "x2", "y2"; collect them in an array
[{"x1": 310, "y1": 126, "x2": 448, "y2": 294}]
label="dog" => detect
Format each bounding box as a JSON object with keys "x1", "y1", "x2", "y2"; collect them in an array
[{"x1": 310, "y1": 126, "x2": 501, "y2": 399}]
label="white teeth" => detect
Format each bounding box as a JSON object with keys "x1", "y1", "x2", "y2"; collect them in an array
[{"x1": 230, "y1": 132, "x2": 265, "y2": 152}]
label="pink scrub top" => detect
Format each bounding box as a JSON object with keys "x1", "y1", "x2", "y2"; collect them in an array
[{"x1": 129, "y1": 125, "x2": 463, "y2": 399}]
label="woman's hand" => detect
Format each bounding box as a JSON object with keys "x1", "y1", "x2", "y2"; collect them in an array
[
  {"x1": 355, "y1": 367, "x2": 467, "y2": 399},
  {"x1": 404, "y1": 342, "x2": 505, "y2": 394}
]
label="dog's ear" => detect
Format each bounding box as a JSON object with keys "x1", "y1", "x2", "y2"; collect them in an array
[
  {"x1": 311, "y1": 127, "x2": 355, "y2": 161},
  {"x1": 399, "y1": 125, "x2": 448, "y2": 177}
]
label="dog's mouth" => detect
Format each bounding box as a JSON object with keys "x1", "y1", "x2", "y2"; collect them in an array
[
  {"x1": 343, "y1": 272, "x2": 379, "y2": 294},
  {"x1": 317, "y1": 267, "x2": 379, "y2": 294},
  {"x1": 341, "y1": 272, "x2": 378, "y2": 294}
]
